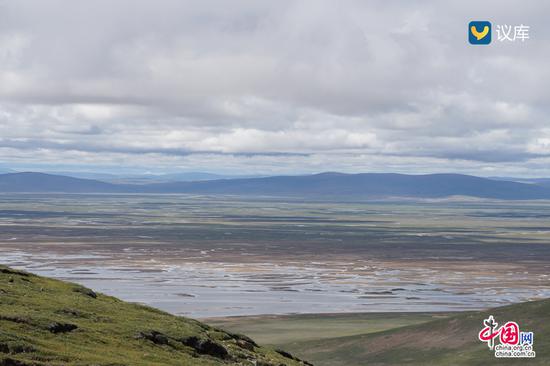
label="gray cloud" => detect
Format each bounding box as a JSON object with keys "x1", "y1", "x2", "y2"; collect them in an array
[{"x1": 0, "y1": 0, "x2": 549, "y2": 175}]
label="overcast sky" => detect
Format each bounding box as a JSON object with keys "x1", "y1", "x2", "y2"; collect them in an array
[{"x1": 1, "y1": 0, "x2": 549, "y2": 176}]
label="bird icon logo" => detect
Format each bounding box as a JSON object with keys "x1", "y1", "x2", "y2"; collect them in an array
[{"x1": 469, "y1": 21, "x2": 492, "y2": 44}]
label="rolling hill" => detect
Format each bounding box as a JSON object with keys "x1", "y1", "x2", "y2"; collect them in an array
[
  {"x1": 1, "y1": 171, "x2": 550, "y2": 199},
  {"x1": 0, "y1": 265, "x2": 309, "y2": 366},
  {"x1": 0, "y1": 172, "x2": 121, "y2": 193},
  {"x1": 49, "y1": 171, "x2": 262, "y2": 184},
  {"x1": 490, "y1": 176, "x2": 550, "y2": 188},
  {"x1": 282, "y1": 298, "x2": 549, "y2": 365}
]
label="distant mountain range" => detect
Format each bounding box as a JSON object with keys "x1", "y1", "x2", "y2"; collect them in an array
[{"x1": 1, "y1": 171, "x2": 550, "y2": 200}]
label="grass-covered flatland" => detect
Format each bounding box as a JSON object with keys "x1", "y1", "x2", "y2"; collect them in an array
[
  {"x1": 205, "y1": 312, "x2": 452, "y2": 345},
  {"x1": 0, "y1": 265, "x2": 309, "y2": 366}
]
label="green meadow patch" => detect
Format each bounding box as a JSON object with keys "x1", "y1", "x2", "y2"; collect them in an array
[{"x1": 0, "y1": 265, "x2": 309, "y2": 366}]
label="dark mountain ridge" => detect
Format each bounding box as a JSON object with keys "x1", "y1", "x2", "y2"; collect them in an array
[{"x1": 1, "y1": 171, "x2": 550, "y2": 200}]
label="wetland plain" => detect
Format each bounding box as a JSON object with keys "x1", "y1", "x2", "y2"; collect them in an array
[{"x1": 1, "y1": 194, "x2": 549, "y2": 319}]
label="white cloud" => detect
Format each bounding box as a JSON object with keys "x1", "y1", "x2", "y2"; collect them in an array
[{"x1": 0, "y1": 0, "x2": 549, "y2": 175}]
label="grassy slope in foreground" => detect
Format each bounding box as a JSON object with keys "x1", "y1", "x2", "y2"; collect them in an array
[
  {"x1": 0, "y1": 266, "x2": 309, "y2": 366},
  {"x1": 282, "y1": 299, "x2": 549, "y2": 366}
]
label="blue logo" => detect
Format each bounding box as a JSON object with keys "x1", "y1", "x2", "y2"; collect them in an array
[{"x1": 469, "y1": 21, "x2": 492, "y2": 45}]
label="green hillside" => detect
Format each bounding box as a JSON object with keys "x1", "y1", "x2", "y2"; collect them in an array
[
  {"x1": 282, "y1": 298, "x2": 549, "y2": 365},
  {"x1": 0, "y1": 265, "x2": 310, "y2": 366}
]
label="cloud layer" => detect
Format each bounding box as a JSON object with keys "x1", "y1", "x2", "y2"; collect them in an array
[{"x1": 1, "y1": 0, "x2": 549, "y2": 175}]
